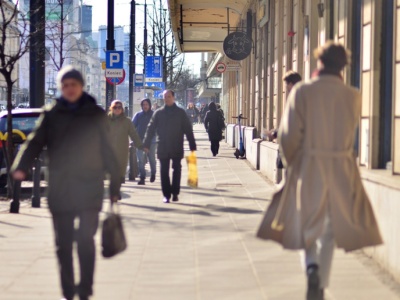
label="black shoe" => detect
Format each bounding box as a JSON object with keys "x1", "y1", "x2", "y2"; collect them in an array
[
  {"x1": 150, "y1": 174, "x2": 156, "y2": 183},
  {"x1": 306, "y1": 264, "x2": 321, "y2": 300},
  {"x1": 138, "y1": 179, "x2": 145, "y2": 185},
  {"x1": 172, "y1": 195, "x2": 179, "y2": 202},
  {"x1": 163, "y1": 197, "x2": 170, "y2": 203}
]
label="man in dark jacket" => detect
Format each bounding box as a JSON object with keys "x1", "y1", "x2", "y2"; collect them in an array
[
  {"x1": 12, "y1": 67, "x2": 120, "y2": 300},
  {"x1": 132, "y1": 98, "x2": 156, "y2": 185},
  {"x1": 204, "y1": 102, "x2": 225, "y2": 157},
  {"x1": 143, "y1": 90, "x2": 196, "y2": 203}
]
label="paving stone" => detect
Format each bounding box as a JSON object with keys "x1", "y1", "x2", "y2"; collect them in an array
[{"x1": 0, "y1": 125, "x2": 398, "y2": 300}]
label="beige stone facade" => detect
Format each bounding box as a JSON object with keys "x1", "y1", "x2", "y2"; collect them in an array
[{"x1": 169, "y1": 0, "x2": 400, "y2": 281}]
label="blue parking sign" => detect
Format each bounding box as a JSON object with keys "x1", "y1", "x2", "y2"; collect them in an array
[
  {"x1": 106, "y1": 51, "x2": 124, "y2": 69},
  {"x1": 145, "y1": 56, "x2": 163, "y2": 78}
]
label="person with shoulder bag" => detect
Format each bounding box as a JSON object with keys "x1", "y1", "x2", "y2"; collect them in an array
[{"x1": 12, "y1": 67, "x2": 121, "y2": 300}]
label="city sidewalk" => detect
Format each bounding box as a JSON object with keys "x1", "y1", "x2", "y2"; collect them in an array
[{"x1": 0, "y1": 125, "x2": 399, "y2": 300}]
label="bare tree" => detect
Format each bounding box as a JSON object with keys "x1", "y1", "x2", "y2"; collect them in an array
[
  {"x1": 135, "y1": 0, "x2": 185, "y2": 88},
  {"x1": 169, "y1": 68, "x2": 200, "y2": 105},
  {"x1": 0, "y1": 0, "x2": 31, "y2": 195},
  {"x1": 45, "y1": 0, "x2": 83, "y2": 71}
]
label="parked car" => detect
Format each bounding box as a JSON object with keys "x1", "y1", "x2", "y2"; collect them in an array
[
  {"x1": 0, "y1": 109, "x2": 44, "y2": 187},
  {"x1": 16, "y1": 103, "x2": 30, "y2": 109}
]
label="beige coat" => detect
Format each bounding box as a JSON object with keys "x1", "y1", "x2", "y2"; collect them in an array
[
  {"x1": 257, "y1": 75, "x2": 383, "y2": 252},
  {"x1": 108, "y1": 113, "x2": 142, "y2": 178}
]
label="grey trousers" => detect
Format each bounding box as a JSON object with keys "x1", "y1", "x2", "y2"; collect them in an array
[{"x1": 303, "y1": 215, "x2": 335, "y2": 288}]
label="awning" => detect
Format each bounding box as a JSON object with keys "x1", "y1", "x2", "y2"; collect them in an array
[{"x1": 168, "y1": 0, "x2": 251, "y2": 53}]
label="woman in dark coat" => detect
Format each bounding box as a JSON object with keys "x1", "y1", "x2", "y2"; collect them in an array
[
  {"x1": 108, "y1": 100, "x2": 143, "y2": 184},
  {"x1": 204, "y1": 102, "x2": 225, "y2": 156}
]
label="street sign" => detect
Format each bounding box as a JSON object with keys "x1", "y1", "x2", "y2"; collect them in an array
[
  {"x1": 216, "y1": 62, "x2": 227, "y2": 73},
  {"x1": 145, "y1": 77, "x2": 163, "y2": 83},
  {"x1": 223, "y1": 31, "x2": 252, "y2": 61},
  {"x1": 105, "y1": 69, "x2": 124, "y2": 78},
  {"x1": 106, "y1": 69, "x2": 126, "y2": 85},
  {"x1": 145, "y1": 56, "x2": 163, "y2": 78},
  {"x1": 149, "y1": 82, "x2": 166, "y2": 99},
  {"x1": 134, "y1": 74, "x2": 144, "y2": 87},
  {"x1": 106, "y1": 51, "x2": 124, "y2": 69},
  {"x1": 105, "y1": 51, "x2": 124, "y2": 84},
  {"x1": 226, "y1": 61, "x2": 241, "y2": 71}
]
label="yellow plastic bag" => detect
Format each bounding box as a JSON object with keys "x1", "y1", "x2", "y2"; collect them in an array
[{"x1": 186, "y1": 151, "x2": 198, "y2": 188}]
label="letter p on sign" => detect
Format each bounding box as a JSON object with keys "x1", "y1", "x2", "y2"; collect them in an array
[
  {"x1": 110, "y1": 53, "x2": 120, "y2": 67},
  {"x1": 106, "y1": 51, "x2": 124, "y2": 69}
]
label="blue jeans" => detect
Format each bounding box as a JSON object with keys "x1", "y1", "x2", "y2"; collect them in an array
[{"x1": 137, "y1": 143, "x2": 157, "y2": 180}]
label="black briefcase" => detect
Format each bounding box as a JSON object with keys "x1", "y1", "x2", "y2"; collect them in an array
[{"x1": 101, "y1": 204, "x2": 127, "y2": 258}]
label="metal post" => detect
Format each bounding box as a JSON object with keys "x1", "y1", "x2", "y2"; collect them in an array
[
  {"x1": 31, "y1": 158, "x2": 41, "y2": 208},
  {"x1": 152, "y1": 5, "x2": 156, "y2": 56},
  {"x1": 29, "y1": 0, "x2": 45, "y2": 108},
  {"x1": 128, "y1": 0, "x2": 136, "y2": 118},
  {"x1": 10, "y1": 180, "x2": 21, "y2": 213},
  {"x1": 143, "y1": 0, "x2": 148, "y2": 74},
  {"x1": 106, "y1": 0, "x2": 116, "y2": 109}
]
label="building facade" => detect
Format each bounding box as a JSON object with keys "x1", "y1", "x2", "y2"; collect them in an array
[
  {"x1": 0, "y1": 0, "x2": 21, "y2": 104},
  {"x1": 169, "y1": 0, "x2": 400, "y2": 283},
  {"x1": 81, "y1": 4, "x2": 92, "y2": 39}
]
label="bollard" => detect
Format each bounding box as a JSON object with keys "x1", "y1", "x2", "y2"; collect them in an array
[
  {"x1": 9, "y1": 180, "x2": 21, "y2": 213},
  {"x1": 128, "y1": 144, "x2": 138, "y2": 181},
  {"x1": 31, "y1": 158, "x2": 41, "y2": 208}
]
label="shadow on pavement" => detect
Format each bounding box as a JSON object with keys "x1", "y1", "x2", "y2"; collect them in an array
[
  {"x1": 119, "y1": 201, "x2": 262, "y2": 217},
  {"x1": 123, "y1": 185, "x2": 268, "y2": 202},
  {"x1": 0, "y1": 220, "x2": 32, "y2": 228},
  {"x1": 176, "y1": 203, "x2": 262, "y2": 215},
  {"x1": 119, "y1": 202, "x2": 215, "y2": 217}
]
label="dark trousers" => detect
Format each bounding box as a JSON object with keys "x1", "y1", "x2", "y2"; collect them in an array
[
  {"x1": 159, "y1": 158, "x2": 182, "y2": 199},
  {"x1": 52, "y1": 210, "x2": 99, "y2": 299},
  {"x1": 210, "y1": 140, "x2": 220, "y2": 156}
]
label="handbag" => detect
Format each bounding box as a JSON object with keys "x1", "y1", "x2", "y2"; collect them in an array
[{"x1": 101, "y1": 203, "x2": 127, "y2": 258}]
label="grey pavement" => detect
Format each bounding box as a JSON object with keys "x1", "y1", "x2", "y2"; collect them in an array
[{"x1": 0, "y1": 125, "x2": 399, "y2": 300}]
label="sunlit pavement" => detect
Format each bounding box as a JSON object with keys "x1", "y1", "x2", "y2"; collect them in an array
[{"x1": 0, "y1": 125, "x2": 398, "y2": 300}]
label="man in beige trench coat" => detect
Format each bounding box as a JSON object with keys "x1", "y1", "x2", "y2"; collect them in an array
[{"x1": 257, "y1": 41, "x2": 382, "y2": 300}]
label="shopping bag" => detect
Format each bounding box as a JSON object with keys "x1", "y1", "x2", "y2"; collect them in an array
[
  {"x1": 186, "y1": 151, "x2": 198, "y2": 188},
  {"x1": 101, "y1": 203, "x2": 127, "y2": 258}
]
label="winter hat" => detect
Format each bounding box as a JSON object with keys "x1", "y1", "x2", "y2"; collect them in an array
[{"x1": 57, "y1": 65, "x2": 85, "y2": 89}]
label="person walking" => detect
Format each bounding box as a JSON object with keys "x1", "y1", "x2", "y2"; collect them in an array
[
  {"x1": 257, "y1": 41, "x2": 382, "y2": 300},
  {"x1": 216, "y1": 103, "x2": 224, "y2": 118},
  {"x1": 11, "y1": 67, "x2": 121, "y2": 300},
  {"x1": 186, "y1": 102, "x2": 199, "y2": 124},
  {"x1": 132, "y1": 98, "x2": 157, "y2": 185},
  {"x1": 283, "y1": 70, "x2": 302, "y2": 94},
  {"x1": 204, "y1": 102, "x2": 225, "y2": 157},
  {"x1": 143, "y1": 90, "x2": 196, "y2": 203},
  {"x1": 199, "y1": 103, "x2": 209, "y2": 123},
  {"x1": 268, "y1": 71, "x2": 302, "y2": 172},
  {"x1": 108, "y1": 100, "x2": 143, "y2": 189}
]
